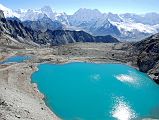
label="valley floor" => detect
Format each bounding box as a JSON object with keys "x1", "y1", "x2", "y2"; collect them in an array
[{"x1": 0, "y1": 43, "x2": 157, "y2": 120}]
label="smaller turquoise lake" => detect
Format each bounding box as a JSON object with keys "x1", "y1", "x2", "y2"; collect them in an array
[
  {"x1": 0, "y1": 56, "x2": 31, "y2": 64},
  {"x1": 32, "y1": 63, "x2": 159, "y2": 120}
]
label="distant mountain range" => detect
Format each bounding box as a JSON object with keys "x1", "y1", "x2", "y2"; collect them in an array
[
  {"x1": 1, "y1": 4, "x2": 159, "y2": 41},
  {"x1": 0, "y1": 9, "x2": 119, "y2": 46}
]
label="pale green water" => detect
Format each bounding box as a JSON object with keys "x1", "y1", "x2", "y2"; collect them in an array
[{"x1": 31, "y1": 63, "x2": 159, "y2": 120}]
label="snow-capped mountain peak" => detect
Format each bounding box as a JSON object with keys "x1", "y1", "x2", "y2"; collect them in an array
[
  {"x1": 70, "y1": 8, "x2": 103, "y2": 24},
  {"x1": 107, "y1": 12, "x2": 123, "y2": 22},
  {"x1": 40, "y1": 6, "x2": 56, "y2": 19},
  {"x1": 41, "y1": 6, "x2": 54, "y2": 13},
  {"x1": 12, "y1": 5, "x2": 70, "y2": 24}
]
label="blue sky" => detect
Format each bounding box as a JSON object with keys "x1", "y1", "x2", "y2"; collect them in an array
[{"x1": 0, "y1": 0, "x2": 159, "y2": 14}]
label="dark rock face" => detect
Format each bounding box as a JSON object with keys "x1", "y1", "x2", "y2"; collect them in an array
[
  {"x1": 0, "y1": 10, "x2": 5, "y2": 34},
  {"x1": 137, "y1": 57, "x2": 156, "y2": 72},
  {"x1": 133, "y1": 33, "x2": 159, "y2": 83},
  {"x1": 134, "y1": 33, "x2": 159, "y2": 72},
  {"x1": 0, "y1": 12, "x2": 35, "y2": 43},
  {"x1": 0, "y1": 10, "x2": 5, "y2": 19},
  {"x1": 1, "y1": 19, "x2": 34, "y2": 40}
]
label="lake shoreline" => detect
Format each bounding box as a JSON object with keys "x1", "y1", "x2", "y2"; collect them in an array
[
  {"x1": 31, "y1": 60, "x2": 139, "y2": 118},
  {"x1": 0, "y1": 62, "x2": 60, "y2": 120},
  {"x1": 32, "y1": 62, "x2": 159, "y2": 120},
  {"x1": 0, "y1": 56, "x2": 138, "y2": 120}
]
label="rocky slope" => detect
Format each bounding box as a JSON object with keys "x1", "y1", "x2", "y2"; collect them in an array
[
  {"x1": 133, "y1": 33, "x2": 159, "y2": 83},
  {"x1": 0, "y1": 10, "x2": 38, "y2": 46},
  {"x1": 35, "y1": 30, "x2": 119, "y2": 46}
]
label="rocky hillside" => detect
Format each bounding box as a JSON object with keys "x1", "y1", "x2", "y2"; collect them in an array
[
  {"x1": 0, "y1": 10, "x2": 119, "y2": 46},
  {"x1": 0, "y1": 10, "x2": 38, "y2": 46},
  {"x1": 133, "y1": 33, "x2": 159, "y2": 83},
  {"x1": 35, "y1": 30, "x2": 119, "y2": 46}
]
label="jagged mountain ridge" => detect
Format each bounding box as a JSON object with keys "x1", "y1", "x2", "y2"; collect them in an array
[
  {"x1": 0, "y1": 10, "x2": 37, "y2": 45},
  {"x1": 22, "y1": 15, "x2": 64, "y2": 32},
  {"x1": 0, "y1": 10, "x2": 119, "y2": 46},
  {"x1": 36, "y1": 29, "x2": 119, "y2": 45},
  {"x1": 15, "y1": 6, "x2": 70, "y2": 25}
]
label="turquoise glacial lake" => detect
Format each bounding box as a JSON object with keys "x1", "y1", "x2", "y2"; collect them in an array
[{"x1": 31, "y1": 63, "x2": 159, "y2": 120}]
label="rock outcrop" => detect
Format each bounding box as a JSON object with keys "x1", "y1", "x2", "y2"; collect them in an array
[
  {"x1": 133, "y1": 33, "x2": 159, "y2": 83},
  {"x1": 0, "y1": 11, "x2": 38, "y2": 46},
  {"x1": 0, "y1": 10, "x2": 4, "y2": 19}
]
